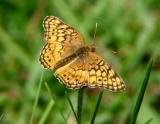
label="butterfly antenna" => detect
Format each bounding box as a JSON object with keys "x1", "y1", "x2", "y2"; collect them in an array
[{"x1": 92, "y1": 22, "x2": 98, "y2": 45}]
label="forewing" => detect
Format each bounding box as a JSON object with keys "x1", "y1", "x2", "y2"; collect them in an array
[{"x1": 39, "y1": 16, "x2": 84, "y2": 69}]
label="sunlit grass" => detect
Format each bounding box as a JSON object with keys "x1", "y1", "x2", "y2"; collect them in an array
[{"x1": 131, "y1": 59, "x2": 153, "y2": 124}]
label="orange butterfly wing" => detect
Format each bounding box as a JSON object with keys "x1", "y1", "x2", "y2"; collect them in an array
[
  {"x1": 39, "y1": 16, "x2": 84, "y2": 69},
  {"x1": 55, "y1": 51, "x2": 125, "y2": 91},
  {"x1": 87, "y1": 52, "x2": 125, "y2": 91},
  {"x1": 54, "y1": 56, "x2": 88, "y2": 89}
]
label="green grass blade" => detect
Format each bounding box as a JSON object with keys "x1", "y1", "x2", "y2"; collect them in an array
[
  {"x1": 77, "y1": 88, "x2": 85, "y2": 124},
  {"x1": 45, "y1": 82, "x2": 67, "y2": 124},
  {"x1": 29, "y1": 71, "x2": 44, "y2": 124},
  {"x1": 0, "y1": 113, "x2": 4, "y2": 122},
  {"x1": 144, "y1": 118, "x2": 152, "y2": 124},
  {"x1": 38, "y1": 82, "x2": 55, "y2": 124},
  {"x1": 38, "y1": 100, "x2": 54, "y2": 124},
  {"x1": 45, "y1": 82, "x2": 55, "y2": 100},
  {"x1": 90, "y1": 91, "x2": 103, "y2": 124},
  {"x1": 65, "y1": 91, "x2": 78, "y2": 123},
  {"x1": 59, "y1": 111, "x2": 67, "y2": 124},
  {"x1": 131, "y1": 59, "x2": 153, "y2": 124},
  {"x1": 0, "y1": 26, "x2": 31, "y2": 68}
]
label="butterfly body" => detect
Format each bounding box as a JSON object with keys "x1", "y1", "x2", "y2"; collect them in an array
[
  {"x1": 39, "y1": 16, "x2": 125, "y2": 91},
  {"x1": 54, "y1": 45, "x2": 95, "y2": 70}
]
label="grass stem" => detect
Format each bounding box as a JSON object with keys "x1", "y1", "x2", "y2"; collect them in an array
[
  {"x1": 77, "y1": 88, "x2": 85, "y2": 124},
  {"x1": 90, "y1": 91, "x2": 103, "y2": 124},
  {"x1": 29, "y1": 71, "x2": 43, "y2": 124},
  {"x1": 131, "y1": 59, "x2": 153, "y2": 124},
  {"x1": 65, "y1": 91, "x2": 78, "y2": 123}
]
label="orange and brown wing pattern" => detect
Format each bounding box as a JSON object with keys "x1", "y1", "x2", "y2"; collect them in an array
[
  {"x1": 54, "y1": 57, "x2": 88, "y2": 89},
  {"x1": 87, "y1": 52, "x2": 125, "y2": 91},
  {"x1": 39, "y1": 16, "x2": 84, "y2": 69},
  {"x1": 54, "y1": 51, "x2": 125, "y2": 91}
]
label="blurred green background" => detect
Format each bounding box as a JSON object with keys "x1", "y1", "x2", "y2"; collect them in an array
[{"x1": 0, "y1": 0, "x2": 160, "y2": 124}]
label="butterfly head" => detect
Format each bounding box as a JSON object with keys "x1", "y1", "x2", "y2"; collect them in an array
[{"x1": 88, "y1": 44, "x2": 96, "y2": 52}]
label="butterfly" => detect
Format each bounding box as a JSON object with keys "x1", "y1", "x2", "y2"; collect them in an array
[{"x1": 39, "y1": 16, "x2": 125, "y2": 91}]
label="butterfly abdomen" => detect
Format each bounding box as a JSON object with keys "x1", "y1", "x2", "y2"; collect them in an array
[{"x1": 54, "y1": 53, "x2": 77, "y2": 70}]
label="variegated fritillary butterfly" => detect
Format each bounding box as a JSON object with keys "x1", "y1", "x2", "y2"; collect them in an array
[{"x1": 39, "y1": 16, "x2": 125, "y2": 91}]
